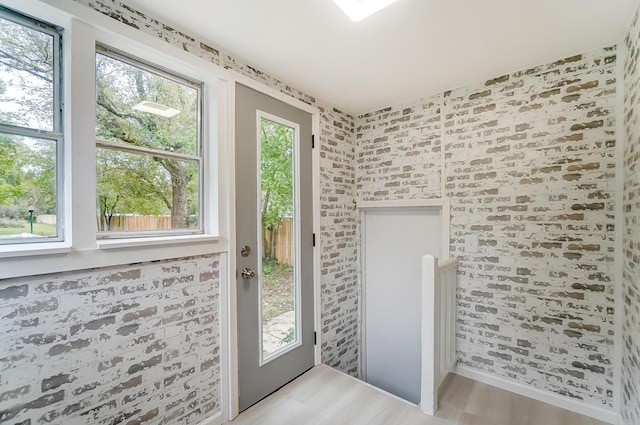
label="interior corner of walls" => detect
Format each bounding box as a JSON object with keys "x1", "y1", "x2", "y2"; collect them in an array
[
  {"x1": 612, "y1": 27, "x2": 628, "y2": 416},
  {"x1": 620, "y1": 2, "x2": 640, "y2": 423},
  {"x1": 317, "y1": 101, "x2": 361, "y2": 376},
  {"x1": 355, "y1": 45, "x2": 619, "y2": 410}
]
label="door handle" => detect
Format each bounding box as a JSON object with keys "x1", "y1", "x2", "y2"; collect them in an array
[{"x1": 241, "y1": 268, "x2": 256, "y2": 279}]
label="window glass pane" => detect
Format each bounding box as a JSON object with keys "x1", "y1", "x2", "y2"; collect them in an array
[
  {"x1": 95, "y1": 52, "x2": 199, "y2": 156},
  {"x1": 0, "y1": 134, "x2": 57, "y2": 240},
  {"x1": 96, "y1": 148, "x2": 199, "y2": 232},
  {"x1": 0, "y1": 15, "x2": 55, "y2": 132}
]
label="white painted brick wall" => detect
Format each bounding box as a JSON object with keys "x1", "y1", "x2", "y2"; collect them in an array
[
  {"x1": 0, "y1": 255, "x2": 220, "y2": 425},
  {"x1": 356, "y1": 46, "x2": 618, "y2": 408},
  {"x1": 623, "y1": 5, "x2": 640, "y2": 424},
  {"x1": 318, "y1": 104, "x2": 359, "y2": 374}
]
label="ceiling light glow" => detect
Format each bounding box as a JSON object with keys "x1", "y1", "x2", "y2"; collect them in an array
[
  {"x1": 132, "y1": 100, "x2": 181, "y2": 118},
  {"x1": 332, "y1": 0, "x2": 400, "y2": 22}
]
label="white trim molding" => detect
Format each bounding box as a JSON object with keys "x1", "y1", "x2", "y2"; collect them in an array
[
  {"x1": 454, "y1": 365, "x2": 620, "y2": 424},
  {"x1": 357, "y1": 198, "x2": 451, "y2": 260},
  {"x1": 196, "y1": 411, "x2": 223, "y2": 425}
]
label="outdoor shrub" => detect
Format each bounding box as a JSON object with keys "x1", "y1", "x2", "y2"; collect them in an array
[{"x1": 0, "y1": 217, "x2": 25, "y2": 228}]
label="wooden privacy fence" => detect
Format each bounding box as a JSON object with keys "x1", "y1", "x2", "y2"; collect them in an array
[
  {"x1": 96, "y1": 215, "x2": 172, "y2": 231},
  {"x1": 35, "y1": 214, "x2": 57, "y2": 226},
  {"x1": 95, "y1": 214, "x2": 294, "y2": 265},
  {"x1": 264, "y1": 218, "x2": 294, "y2": 267}
]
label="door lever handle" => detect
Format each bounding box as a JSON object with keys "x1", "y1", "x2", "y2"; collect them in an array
[{"x1": 241, "y1": 268, "x2": 256, "y2": 279}]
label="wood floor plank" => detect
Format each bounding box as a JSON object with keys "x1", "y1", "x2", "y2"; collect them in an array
[{"x1": 228, "y1": 365, "x2": 608, "y2": 425}]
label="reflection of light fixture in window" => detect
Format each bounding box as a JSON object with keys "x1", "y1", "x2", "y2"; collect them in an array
[
  {"x1": 132, "y1": 100, "x2": 181, "y2": 118},
  {"x1": 332, "y1": 0, "x2": 400, "y2": 22}
]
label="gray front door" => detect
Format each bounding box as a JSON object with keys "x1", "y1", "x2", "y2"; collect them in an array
[{"x1": 235, "y1": 83, "x2": 314, "y2": 411}]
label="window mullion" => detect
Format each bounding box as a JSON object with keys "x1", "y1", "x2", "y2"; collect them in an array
[
  {"x1": 67, "y1": 17, "x2": 98, "y2": 250},
  {"x1": 96, "y1": 139, "x2": 200, "y2": 162},
  {"x1": 0, "y1": 123, "x2": 62, "y2": 140}
]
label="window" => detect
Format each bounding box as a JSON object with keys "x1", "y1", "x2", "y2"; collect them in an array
[
  {"x1": 95, "y1": 46, "x2": 203, "y2": 238},
  {"x1": 0, "y1": 1, "x2": 225, "y2": 275},
  {"x1": 0, "y1": 8, "x2": 62, "y2": 245}
]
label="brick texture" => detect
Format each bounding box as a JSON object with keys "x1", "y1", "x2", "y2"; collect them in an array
[
  {"x1": 77, "y1": 0, "x2": 221, "y2": 66},
  {"x1": 358, "y1": 96, "x2": 443, "y2": 200},
  {"x1": 318, "y1": 104, "x2": 359, "y2": 374},
  {"x1": 356, "y1": 47, "x2": 618, "y2": 408},
  {"x1": 0, "y1": 255, "x2": 220, "y2": 425},
  {"x1": 623, "y1": 6, "x2": 640, "y2": 425}
]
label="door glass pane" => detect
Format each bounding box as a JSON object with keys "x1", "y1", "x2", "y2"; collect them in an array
[{"x1": 260, "y1": 117, "x2": 298, "y2": 361}]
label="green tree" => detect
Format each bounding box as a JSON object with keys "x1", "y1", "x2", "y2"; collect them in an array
[
  {"x1": 260, "y1": 119, "x2": 294, "y2": 259},
  {"x1": 96, "y1": 148, "x2": 173, "y2": 230},
  {"x1": 0, "y1": 77, "x2": 22, "y2": 205},
  {"x1": 0, "y1": 15, "x2": 57, "y2": 224},
  {"x1": 0, "y1": 134, "x2": 24, "y2": 205},
  {"x1": 0, "y1": 15, "x2": 54, "y2": 129}
]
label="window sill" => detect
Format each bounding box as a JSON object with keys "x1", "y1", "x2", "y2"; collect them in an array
[
  {"x1": 97, "y1": 234, "x2": 221, "y2": 250},
  {"x1": 0, "y1": 242, "x2": 72, "y2": 259},
  {"x1": 1, "y1": 235, "x2": 227, "y2": 280}
]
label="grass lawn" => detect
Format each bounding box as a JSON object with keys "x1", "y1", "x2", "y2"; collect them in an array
[
  {"x1": 0, "y1": 222, "x2": 56, "y2": 237},
  {"x1": 261, "y1": 257, "x2": 294, "y2": 324}
]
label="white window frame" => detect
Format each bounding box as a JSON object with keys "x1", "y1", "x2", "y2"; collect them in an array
[{"x1": 0, "y1": 0, "x2": 230, "y2": 278}]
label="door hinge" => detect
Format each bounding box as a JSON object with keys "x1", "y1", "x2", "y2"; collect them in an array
[
  {"x1": 312, "y1": 134, "x2": 315, "y2": 149},
  {"x1": 314, "y1": 331, "x2": 317, "y2": 345},
  {"x1": 312, "y1": 233, "x2": 316, "y2": 247}
]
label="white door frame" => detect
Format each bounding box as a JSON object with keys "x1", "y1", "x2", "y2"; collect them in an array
[
  {"x1": 222, "y1": 72, "x2": 321, "y2": 422},
  {"x1": 357, "y1": 199, "x2": 450, "y2": 383}
]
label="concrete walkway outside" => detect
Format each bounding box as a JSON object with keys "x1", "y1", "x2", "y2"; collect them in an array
[{"x1": 263, "y1": 310, "x2": 295, "y2": 355}]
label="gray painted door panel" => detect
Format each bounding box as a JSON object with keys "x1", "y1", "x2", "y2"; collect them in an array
[
  {"x1": 363, "y1": 208, "x2": 442, "y2": 404},
  {"x1": 235, "y1": 83, "x2": 314, "y2": 411}
]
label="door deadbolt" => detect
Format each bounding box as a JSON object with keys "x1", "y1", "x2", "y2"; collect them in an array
[
  {"x1": 241, "y1": 245, "x2": 251, "y2": 257},
  {"x1": 241, "y1": 268, "x2": 255, "y2": 279}
]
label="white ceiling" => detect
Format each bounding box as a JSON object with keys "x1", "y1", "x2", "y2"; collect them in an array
[{"x1": 127, "y1": 0, "x2": 637, "y2": 115}]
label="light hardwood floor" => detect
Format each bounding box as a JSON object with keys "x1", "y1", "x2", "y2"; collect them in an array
[{"x1": 229, "y1": 365, "x2": 608, "y2": 425}]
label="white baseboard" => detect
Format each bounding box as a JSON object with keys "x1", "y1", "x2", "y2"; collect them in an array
[
  {"x1": 196, "y1": 411, "x2": 223, "y2": 425},
  {"x1": 454, "y1": 365, "x2": 619, "y2": 424}
]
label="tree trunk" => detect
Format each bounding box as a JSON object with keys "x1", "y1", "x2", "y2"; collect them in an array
[
  {"x1": 263, "y1": 225, "x2": 271, "y2": 258},
  {"x1": 171, "y1": 166, "x2": 189, "y2": 229},
  {"x1": 269, "y1": 224, "x2": 277, "y2": 260},
  {"x1": 261, "y1": 190, "x2": 271, "y2": 257}
]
